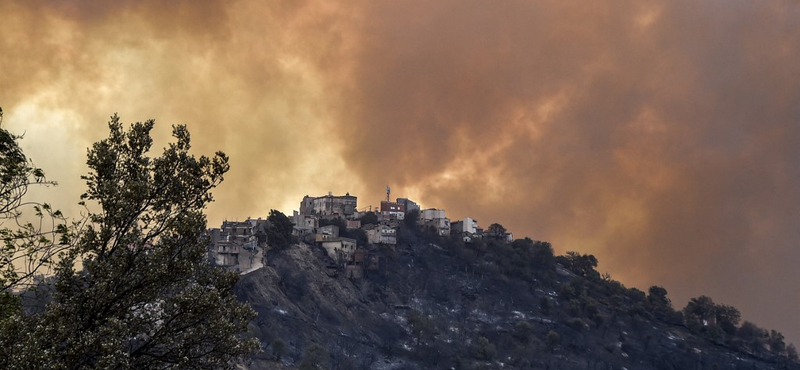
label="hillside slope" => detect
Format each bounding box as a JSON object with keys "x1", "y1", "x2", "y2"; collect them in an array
[{"x1": 236, "y1": 233, "x2": 799, "y2": 370}]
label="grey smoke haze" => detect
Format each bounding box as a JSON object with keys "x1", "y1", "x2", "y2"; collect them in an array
[{"x1": 2, "y1": 0, "x2": 800, "y2": 344}]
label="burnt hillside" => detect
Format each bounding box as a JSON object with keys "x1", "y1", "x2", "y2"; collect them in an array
[{"x1": 236, "y1": 229, "x2": 799, "y2": 370}]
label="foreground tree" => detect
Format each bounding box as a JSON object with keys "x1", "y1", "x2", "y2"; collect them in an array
[
  {"x1": 0, "y1": 107, "x2": 71, "y2": 319},
  {"x1": 1, "y1": 115, "x2": 258, "y2": 369}
]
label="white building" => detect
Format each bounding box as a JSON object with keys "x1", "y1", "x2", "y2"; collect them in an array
[
  {"x1": 320, "y1": 237, "x2": 357, "y2": 266},
  {"x1": 366, "y1": 224, "x2": 397, "y2": 245},
  {"x1": 318, "y1": 224, "x2": 340, "y2": 237},
  {"x1": 462, "y1": 217, "x2": 478, "y2": 234},
  {"x1": 419, "y1": 208, "x2": 450, "y2": 236},
  {"x1": 299, "y1": 192, "x2": 358, "y2": 218},
  {"x1": 421, "y1": 208, "x2": 446, "y2": 221},
  {"x1": 208, "y1": 220, "x2": 261, "y2": 272},
  {"x1": 293, "y1": 211, "x2": 318, "y2": 235}
]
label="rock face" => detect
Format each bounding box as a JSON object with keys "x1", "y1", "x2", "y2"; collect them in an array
[{"x1": 237, "y1": 239, "x2": 799, "y2": 370}]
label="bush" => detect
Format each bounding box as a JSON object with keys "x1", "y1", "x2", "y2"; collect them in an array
[
  {"x1": 567, "y1": 318, "x2": 587, "y2": 332},
  {"x1": 299, "y1": 344, "x2": 330, "y2": 370},
  {"x1": 628, "y1": 302, "x2": 652, "y2": 320},
  {"x1": 540, "y1": 296, "x2": 553, "y2": 315},
  {"x1": 271, "y1": 339, "x2": 286, "y2": 361},
  {"x1": 590, "y1": 313, "x2": 606, "y2": 327},
  {"x1": 474, "y1": 336, "x2": 497, "y2": 360},
  {"x1": 546, "y1": 331, "x2": 561, "y2": 351},
  {"x1": 560, "y1": 284, "x2": 576, "y2": 300},
  {"x1": 567, "y1": 299, "x2": 582, "y2": 317},
  {"x1": 583, "y1": 298, "x2": 599, "y2": 317},
  {"x1": 558, "y1": 251, "x2": 599, "y2": 279},
  {"x1": 513, "y1": 321, "x2": 532, "y2": 343},
  {"x1": 706, "y1": 325, "x2": 725, "y2": 344}
]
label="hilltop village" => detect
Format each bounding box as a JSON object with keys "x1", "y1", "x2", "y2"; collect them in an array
[
  {"x1": 211, "y1": 192, "x2": 800, "y2": 370},
  {"x1": 206, "y1": 191, "x2": 513, "y2": 276}
]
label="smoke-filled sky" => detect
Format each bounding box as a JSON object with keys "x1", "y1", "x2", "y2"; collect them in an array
[{"x1": 3, "y1": 0, "x2": 800, "y2": 344}]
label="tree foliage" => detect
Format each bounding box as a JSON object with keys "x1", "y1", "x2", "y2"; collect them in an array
[
  {"x1": 493, "y1": 238, "x2": 555, "y2": 280},
  {"x1": 738, "y1": 321, "x2": 767, "y2": 344},
  {"x1": 646, "y1": 286, "x2": 682, "y2": 324},
  {"x1": 545, "y1": 330, "x2": 561, "y2": 351},
  {"x1": 682, "y1": 295, "x2": 748, "y2": 345},
  {"x1": 788, "y1": 344, "x2": 798, "y2": 361},
  {"x1": 684, "y1": 296, "x2": 715, "y2": 320},
  {"x1": 647, "y1": 286, "x2": 670, "y2": 308},
  {"x1": 769, "y1": 330, "x2": 787, "y2": 355},
  {"x1": 715, "y1": 304, "x2": 741, "y2": 335},
  {"x1": 403, "y1": 209, "x2": 419, "y2": 233},
  {"x1": 0, "y1": 116, "x2": 258, "y2": 369},
  {"x1": 266, "y1": 209, "x2": 293, "y2": 250},
  {"x1": 473, "y1": 336, "x2": 496, "y2": 360},
  {"x1": 487, "y1": 223, "x2": 507, "y2": 239},
  {"x1": 513, "y1": 320, "x2": 532, "y2": 343},
  {"x1": 560, "y1": 251, "x2": 599, "y2": 279},
  {"x1": 0, "y1": 109, "x2": 71, "y2": 319},
  {"x1": 358, "y1": 211, "x2": 378, "y2": 226}
]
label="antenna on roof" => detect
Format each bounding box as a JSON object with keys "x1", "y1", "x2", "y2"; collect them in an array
[{"x1": 386, "y1": 186, "x2": 391, "y2": 203}]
